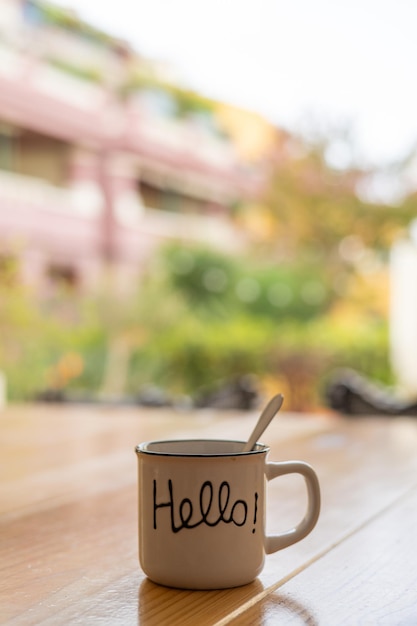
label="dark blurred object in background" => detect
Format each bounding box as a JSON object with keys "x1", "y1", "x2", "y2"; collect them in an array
[
  {"x1": 195, "y1": 374, "x2": 260, "y2": 411},
  {"x1": 326, "y1": 368, "x2": 417, "y2": 416}
]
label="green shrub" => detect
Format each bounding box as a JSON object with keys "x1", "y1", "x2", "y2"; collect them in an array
[
  {"x1": 161, "y1": 243, "x2": 334, "y2": 323},
  {"x1": 0, "y1": 245, "x2": 393, "y2": 410},
  {"x1": 130, "y1": 313, "x2": 273, "y2": 395}
]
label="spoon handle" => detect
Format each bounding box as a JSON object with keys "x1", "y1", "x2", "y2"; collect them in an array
[{"x1": 242, "y1": 393, "x2": 284, "y2": 452}]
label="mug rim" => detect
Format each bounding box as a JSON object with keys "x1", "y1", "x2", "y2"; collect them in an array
[{"x1": 136, "y1": 438, "x2": 269, "y2": 457}]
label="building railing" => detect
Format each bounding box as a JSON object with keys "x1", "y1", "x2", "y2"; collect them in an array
[{"x1": 0, "y1": 169, "x2": 101, "y2": 218}]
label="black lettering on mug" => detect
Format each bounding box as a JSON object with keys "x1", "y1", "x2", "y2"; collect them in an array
[
  {"x1": 153, "y1": 479, "x2": 258, "y2": 534},
  {"x1": 252, "y1": 492, "x2": 258, "y2": 533}
]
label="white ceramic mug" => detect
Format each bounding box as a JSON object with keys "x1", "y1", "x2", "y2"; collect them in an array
[{"x1": 136, "y1": 439, "x2": 320, "y2": 590}]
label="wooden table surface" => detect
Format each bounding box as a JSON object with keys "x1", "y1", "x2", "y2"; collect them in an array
[{"x1": 1, "y1": 403, "x2": 417, "y2": 625}]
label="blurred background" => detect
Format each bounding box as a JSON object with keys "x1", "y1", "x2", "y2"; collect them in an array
[{"x1": 1, "y1": 0, "x2": 417, "y2": 412}]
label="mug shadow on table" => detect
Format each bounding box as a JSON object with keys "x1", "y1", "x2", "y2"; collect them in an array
[
  {"x1": 138, "y1": 578, "x2": 317, "y2": 625},
  {"x1": 253, "y1": 591, "x2": 319, "y2": 626}
]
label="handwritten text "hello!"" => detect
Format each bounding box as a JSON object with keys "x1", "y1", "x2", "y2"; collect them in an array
[{"x1": 153, "y1": 479, "x2": 259, "y2": 533}]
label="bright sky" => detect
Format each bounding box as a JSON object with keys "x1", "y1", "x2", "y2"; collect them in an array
[{"x1": 56, "y1": 0, "x2": 417, "y2": 168}]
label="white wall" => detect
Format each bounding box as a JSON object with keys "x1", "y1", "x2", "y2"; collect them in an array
[{"x1": 390, "y1": 223, "x2": 417, "y2": 397}]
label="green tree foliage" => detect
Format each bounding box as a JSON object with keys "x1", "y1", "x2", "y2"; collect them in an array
[
  {"x1": 162, "y1": 243, "x2": 334, "y2": 322},
  {"x1": 260, "y1": 131, "x2": 416, "y2": 262}
]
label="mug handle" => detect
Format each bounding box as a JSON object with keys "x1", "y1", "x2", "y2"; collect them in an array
[{"x1": 264, "y1": 461, "x2": 321, "y2": 553}]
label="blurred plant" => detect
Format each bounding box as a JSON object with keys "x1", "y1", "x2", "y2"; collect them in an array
[
  {"x1": 125, "y1": 242, "x2": 391, "y2": 410},
  {"x1": 0, "y1": 259, "x2": 45, "y2": 399},
  {"x1": 0, "y1": 258, "x2": 103, "y2": 400},
  {"x1": 46, "y1": 351, "x2": 84, "y2": 390},
  {"x1": 253, "y1": 129, "x2": 415, "y2": 267},
  {"x1": 131, "y1": 313, "x2": 272, "y2": 396},
  {"x1": 122, "y1": 75, "x2": 217, "y2": 118},
  {"x1": 161, "y1": 243, "x2": 334, "y2": 323},
  {"x1": 94, "y1": 269, "x2": 188, "y2": 397},
  {"x1": 0, "y1": 249, "x2": 394, "y2": 411},
  {"x1": 46, "y1": 57, "x2": 103, "y2": 84},
  {"x1": 34, "y1": 1, "x2": 116, "y2": 46}
]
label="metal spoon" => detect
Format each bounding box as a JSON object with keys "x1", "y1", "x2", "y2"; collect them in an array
[{"x1": 242, "y1": 393, "x2": 284, "y2": 452}]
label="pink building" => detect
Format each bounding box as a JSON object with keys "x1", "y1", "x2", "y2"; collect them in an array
[{"x1": 0, "y1": 0, "x2": 265, "y2": 291}]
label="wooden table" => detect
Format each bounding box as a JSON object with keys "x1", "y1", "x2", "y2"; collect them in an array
[{"x1": 1, "y1": 403, "x2": 417, "y2": 625}]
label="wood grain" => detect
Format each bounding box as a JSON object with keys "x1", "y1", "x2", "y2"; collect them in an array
[
  {"x1": 228, "y1": 486, "x2": 417, "y2": 625},
  {"x1": 1, "y1": 404, "x2": 416, "y2": 625}
]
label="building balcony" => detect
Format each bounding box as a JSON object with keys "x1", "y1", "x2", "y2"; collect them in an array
[{"x1": 0, "y1": 169, "x2": 245, "y2": 288}]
